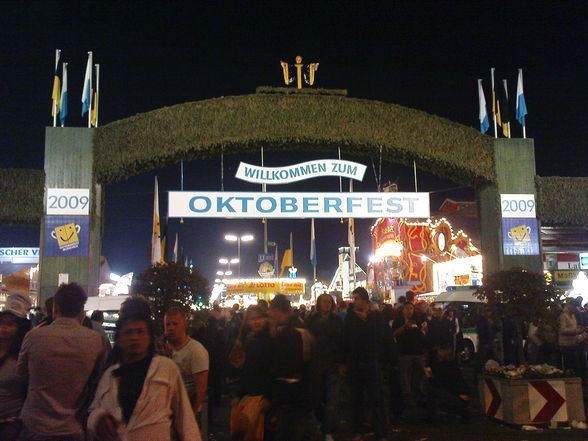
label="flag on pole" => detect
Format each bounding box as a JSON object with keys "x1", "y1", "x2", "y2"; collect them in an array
[
  {"x1": 51, "y1": 50, "x2": 61, "y2": 120},
  {"x1": 81, "y1": 52, "x2": 92, "y2": 117},
  {"x1": 91, "y1": 64, "x2": 99, "y2": 127},
  {"x1": 51, "y1": 50, "x2": 61, "y2": 116},
  {"x1": 499, "y1": 79, "x2": 510, "y2": 137},
  {"x1": 59, "y1": 63, "x2": 68, "y2": 126},
  {"x1": 478, "y1": 79, "x2": 490, "y2": 134},
  {"x1": 310, "y1": 218, "x2": 317, "y2": 267},
  {"x1": 151, "y1": 177, "x2": 162, "y2": 265},
  {"x1": 516, "y1": 69, "x2": 528, "y2": 127},
  {"x1": 173, "y1": 233, "x2": 179, "y2": 263},
  {"x1": 91, "y1": 91, "x2": 99, "y2": 127},
  {"x1": 279, "y1": 249, "x2": 293, "y2": 277}
]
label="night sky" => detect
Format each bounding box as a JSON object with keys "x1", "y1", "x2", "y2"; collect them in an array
[{"x1": 1, "y1": 1, "x2": 586, "y2": 285}]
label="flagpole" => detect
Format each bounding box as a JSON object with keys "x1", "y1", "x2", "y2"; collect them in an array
[
  {"x1": 87, "y1": 52, "x2": 93, "y2": 128},
  {"x1": 503, "y1": 79, "x2": 511, "y2": 138},
  {"x1": 491, "y1": 68, "x2": 498, "y2": 138},
  {"x1": 261, "y1": 147, "x2": 268, "y2": 254},
  {"x1": 349, "y1": 179, "x2": 356, "y2": 290},
  {"x1": 94, "y1": 64, "x2": 100, "y2": 127},
  {"x1": 53, "y1": 49, "x2": 60, "y2": 127},
  {"x1": 413, "y1": 160, "x2": 418, "y2": 192}
]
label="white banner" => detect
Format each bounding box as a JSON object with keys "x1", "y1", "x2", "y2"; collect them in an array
[
  {"x1": 235, "y1": 159, "x2": 367, "y2": 184},
  {"x1": 169, "y1": 191, "x2": 430, "y2": 219},
  {"x1": 46, "y1": 188, "x2": 90, "y2": 215},
  {"x1": 500, "y1": 194, "x2": 536, "y2": 218}
]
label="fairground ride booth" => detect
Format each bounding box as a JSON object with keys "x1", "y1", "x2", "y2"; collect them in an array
[
  {"x1": 219, "y1": 278, "x2": 306, "y2": 308},
  {"x1": 0, "y1": 247, "x2": 40, "y2": 310},
  {"x1": 368, "y1": 218, "x2": 480, "y2": 302}
]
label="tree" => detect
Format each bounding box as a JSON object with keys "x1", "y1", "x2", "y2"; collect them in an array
[
  {"x1": 132, "y1": 261, "x2": 209, "y2": 330},
  {"x1": 475, "y1": 268, "x2": 563, "y2": 364}
]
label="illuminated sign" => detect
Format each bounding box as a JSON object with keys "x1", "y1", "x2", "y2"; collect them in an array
[
  {"x1": 169, "y1": 191, "x2": 430, "y2": 219},
  {"x1": 224, "y1": 279, "x2": 305, "y2": 295},
  {"x1": 0, "y1": 248, "x2": 40, "y2": 264},
  {"x1": 235, "y1": 159, "x2": 367, "y2": 184},
  {"x1": 580, "y1": 253, "x2": 588, "y2": 270}
]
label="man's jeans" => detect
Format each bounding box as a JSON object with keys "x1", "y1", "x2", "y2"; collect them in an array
[{"x1": 397, "y1": 354, "x2": 426, "y2": 406}]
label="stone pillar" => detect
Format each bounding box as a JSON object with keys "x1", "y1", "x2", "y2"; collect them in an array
[
  {"x1": 477, "y1": 138, "x2": 543, "y2": 276},
  {"x1": 39, "y1": 128, "x2": 102, "y2": 303}
]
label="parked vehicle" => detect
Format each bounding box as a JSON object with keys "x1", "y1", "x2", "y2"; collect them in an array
[{"x1": 431, "y1": 288, "x2": 485, "y2": 363}]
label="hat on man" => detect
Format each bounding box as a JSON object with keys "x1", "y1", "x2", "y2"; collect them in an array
[{"x1": 0, "y1": 291, "x2": 32, "y2": 319}]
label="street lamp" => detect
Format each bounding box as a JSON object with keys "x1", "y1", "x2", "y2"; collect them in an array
[{"x1": 225, "y1": 234, "x2": 254, "y2": 278}]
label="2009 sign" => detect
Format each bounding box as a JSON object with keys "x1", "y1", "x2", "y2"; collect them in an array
[
  {"x1": 46, "y1": 189, "x2": 90, "y2": 215},
  {"x1": 500, "y1": 194, "x2": 536, "y2": 218}
]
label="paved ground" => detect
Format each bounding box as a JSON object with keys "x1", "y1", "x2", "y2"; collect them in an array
[{"x1": 207, "y1": 363, "x2": 588, "y2": 441}]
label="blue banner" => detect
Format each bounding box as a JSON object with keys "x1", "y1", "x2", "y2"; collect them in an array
[
  {"x1": 502, "y1": 218, "x2": 540, "y2": 256},
  {"x1": 44, "y1": 215, "x2": 89, "y2": 257}
]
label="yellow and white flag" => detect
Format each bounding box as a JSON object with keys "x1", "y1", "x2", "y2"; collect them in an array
[
  {"x1": 151, "y1": 177, "x2": 162, "y2": 265},
  {"x1": 51, "y1": 49, "x2": 61, "y2": 118}
]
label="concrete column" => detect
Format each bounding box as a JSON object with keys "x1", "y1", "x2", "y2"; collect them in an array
[
  {"x1": 39, "y1": 128, "x2": 102, "y2": 303},
  {"x1": 476, "y1": 138, "x2": 543, "y2": 276}
]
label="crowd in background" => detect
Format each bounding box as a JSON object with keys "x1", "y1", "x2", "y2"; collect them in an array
[{"x1": 1, "y1": 284, "x2": 587, "y2": 441}]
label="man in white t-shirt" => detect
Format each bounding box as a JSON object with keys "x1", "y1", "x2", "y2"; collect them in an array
[{"x1": 164, "y1": 307, "x2": 209, "y2": 436}]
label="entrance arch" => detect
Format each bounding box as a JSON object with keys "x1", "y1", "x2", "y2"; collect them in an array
[
  {"x1": 93, "y1": 88, "x2": 495, "y2": 187},
  {"x1": 6, "y1": 87, "x2": 580, "y2": 300}
]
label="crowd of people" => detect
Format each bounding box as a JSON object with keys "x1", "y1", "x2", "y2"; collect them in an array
[{"x1": 1, "y1": 284, "x2": 587, "y2": 441}]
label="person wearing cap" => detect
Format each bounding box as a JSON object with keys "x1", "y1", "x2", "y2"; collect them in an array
[
  {"x1": 17, "y1": 283, "x2": 106, "y2": 441},
  {"x1": 0, "y1": 292, "x2": 32, "y2": 441}
]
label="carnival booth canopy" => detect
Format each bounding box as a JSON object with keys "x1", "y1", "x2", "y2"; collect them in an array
[{"x1": 370, "y1": 217, "x2": 479, "y2": 295}]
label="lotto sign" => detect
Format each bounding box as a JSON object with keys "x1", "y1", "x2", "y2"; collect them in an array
[
  {"x1": 500, "y1": 194, "x2": 536, "y2": 218},
  {"x1": 528, "y1": 380, "x2": 567, "y2": 423},
  {"x1": 168, "y1": 191, "x2": 430, "y2": 219},
  {"x1": 46, "y1": 188, "x2": 90, "y2": 215},
  {"x1": 483, "y1": 378, "x2": 503, "y2": 419}
]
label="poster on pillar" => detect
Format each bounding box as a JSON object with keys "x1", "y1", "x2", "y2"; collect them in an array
[
  {"x1": 44, "y1": 215, "x2": 89, "y2": 257},
  {"x1": 501, "y1": 218, "x2": 540, "y2": 256}
]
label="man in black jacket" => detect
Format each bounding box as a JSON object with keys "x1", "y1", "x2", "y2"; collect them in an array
[
  {"x1": 392, "y1": 302, "x2": 428, "y2": 409},
  {"x1": 270, "y1": 294, "x2": 317, "y2": 441},
  {"x1": 340, "y1": 287, "x2": 389, "y2": 441}
]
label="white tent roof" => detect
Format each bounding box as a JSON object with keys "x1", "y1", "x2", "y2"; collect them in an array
[
  {"x1": 85, "y1": 295, "x2": 129, "y2": 312},
  {"x1": 433, "y1": 289, "x2": 484, "y2": 304}
]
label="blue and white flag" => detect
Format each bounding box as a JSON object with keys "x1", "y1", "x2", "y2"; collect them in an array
[
  {"x1": 516, "y1": 69, "x2": 528, "y2": 126},
  {"x1": 81, "y1": 52, "x2": 92, "y2": 116},
  {"x1": 310, "y1": 218, "x2": 317, "y2": 267},
  {"x1": 478, "y1": 79, "x2": 490, "y2": 134},
  {"x1": 59, "y1": 63, "x2": 68, "y2": 126}
]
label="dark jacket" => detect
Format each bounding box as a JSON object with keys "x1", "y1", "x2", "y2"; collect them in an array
[
  {"x1": 271, "y1": 317, "x2": 317, "y2": 407},
  {"x1": 239, "y1": 326, "x2": 273, "y2": 397},
  {"x1": 340, "y1": 310, "x2": 388, "y2": 365},
  {"x1": 427, "y1": 316, "x2": 452, "y2": 349},
  {"x1": 392, "y1": 316, "x2": 427, "y2": 356},
  {"x1": 430, "y1": 358, "x2": 469, "y2": 396},
  {"x1": 305, "y1": 313, "x2": 342, "y2": 370}
]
